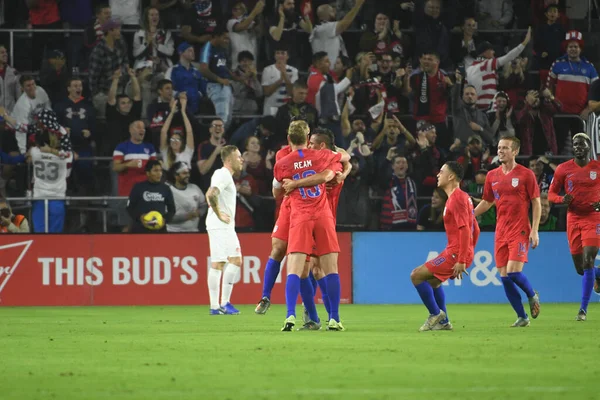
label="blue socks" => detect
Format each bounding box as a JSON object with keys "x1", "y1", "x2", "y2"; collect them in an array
[
  {"x1": 300, "y1": 278, "x2": 319, "y2": 322},
  {"x1": 415, "y1": 282, "x2": 441, "y2": 316},
  {"x1": 508, "y1": 272, "x2": 535, "y2": 298},
  {"x1": 581, "y1": 268, "x2": 595, "y2": 312},
  {"x1": 261, "y1": 258, "x2": 281, "y2": 299},
  {"x1": 325, "y1": 273, "x2": 341, "y2": 322},
  {"x1": 433, "y1": 286, "x2": 448, "y2": 324},
  {"x1": 285, "y1": 274, "x2": 300, "y2": 318},
  {"x1": 501, "y1": 276, "x2": 527, "y2": 319},
  {"x1": 317, "y1": 278, "x2": 331, "y2": 319},
  {"x1": 309, "y1": 270, "x2": 318, "y2": 297}
]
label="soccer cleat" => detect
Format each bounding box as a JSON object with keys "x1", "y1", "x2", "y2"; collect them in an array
[
  {"x1": 327, "y1": 319, "x2": 346, "y2": 331},
  {"x1": 510, "y1": 317, "x2": 530, "y2": 327},
  {"x1": 576, "y1": 310, "x2": 587, "y2": 321},
  {"x1": 432, "y1": 321, "x2": 454, "y2": 331},
  {"x1": 298, "y1": 320, "x2": 322, "y2": 331},
  {"x1": 255, "y1": 297, "x2": 271, "y2": 314},
  {"x1": 209, "y1": 308, "x2": 225, "y2": 315},
  {"x1": 281, "y1": 315, "x2": 296, "y2": 331},
  {"x1": 222, "y1": 303, "x2": 240, "y2": 315},
  {"x1": 594, "y1": 279, "x2": 600, "y2": 294},
  {"x1": 418, "y1": 310, "x2": 447, "y2": 332},
  {"x1": 302, "y1": 306, "x2": 310, "y2": 324},
  {"x1": 528, "y1": 290, "x2": 540, "y2": 319}
]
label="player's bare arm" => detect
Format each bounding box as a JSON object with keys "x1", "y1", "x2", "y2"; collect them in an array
[
  {"x1": 530, "y1": 197, "x2": 541, "y2": 249},
  {"x1": 474, "y1": 199, "x2": 494, "y2": 217},
  {"x1": 282, "y1": 169, "x2": 335, "y2": 194},
  {"x1": 206, "y1": 187, "x2": 230, "y2": 224}
]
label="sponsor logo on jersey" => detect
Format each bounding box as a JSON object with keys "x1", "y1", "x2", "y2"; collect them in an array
[{"x1": 143, "y1": 191, "x2": 165, "y2": 202}]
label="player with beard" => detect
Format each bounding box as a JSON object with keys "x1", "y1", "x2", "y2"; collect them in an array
[{"x1": 548, "y1": 133, "x2": 600, "y2": 321}]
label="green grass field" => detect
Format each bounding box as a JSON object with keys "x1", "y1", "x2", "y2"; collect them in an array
[{"x1": 0, "y1": 304, "x2": 598, "y2": 400}]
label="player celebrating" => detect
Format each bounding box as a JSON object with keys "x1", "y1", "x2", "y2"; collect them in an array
[
  {"x1": 410, "y1": 162, "x2": 479, "y2": 331},
  {"x1": 474, "y1": 137, "x2": 541, "y2": 327},
  {"x1": 205, "y1": 145, "x2": 244, "y2": 315},
  {"x1": 273, "y1": 120, "x2": 349, "y2": 331},
  {"x1": 548, "y1": 133, "x2": 600, "y2": 321}
]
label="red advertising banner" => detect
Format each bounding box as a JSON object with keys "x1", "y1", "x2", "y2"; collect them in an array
[{"x1": 0, "y1": 233, "x2": 352, "y2": 306}]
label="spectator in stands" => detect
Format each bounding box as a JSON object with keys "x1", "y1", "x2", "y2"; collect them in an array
[
  {"x1": 379, "y1": 155, "x2": 418, "y2": 231},
  {"x1": 0, "y1": 45, "x2": 21, "y2": 113},
  {"x1": 268, "y1": 0, "x2": 313, "y2": 68},
  {"x1": 476, "y1": 0, "x2": 513, "y2": 30},
  {"x1": 109, "y1": 0, "x2": 140, "y2": 27},
  {"x1": 468, "y1": 169, "x2": 496, "y2": 231},
  {"x1": 160, "y1": 93, "x2": 194, "y2": 170},
  {"x1": 450, "y1": 16, "x2": 479, "y2": 69},
  {"x1": 227, "y1": 1, "x2": 264, "y2": 70},
  {"x1": 199, "y1": 29, "x2": 237, "y2": 130},
  {"x1": 40, "y1": 50, "x2": 70, "y2": 105},
  {"x1": 196, "y1": 118, "x2": 226, "y2": 191},
  {"x1": 372, "y1": 53, "x2": 407, "y2": 115},
  {"x1": 310, "y1": 0, "x2": 363, "y2": 67},
  {"x1": 150, "y1": 0, "x2": 181, "y2": 29},
  {"x1": 181, "y1": 0, "x2": 223, "y2": 55},
  {"x1": 451, "y1": 71, "x2": 495, "y2": 147},
  {"x1": 261, "y1": 45, "x2": 298, "y2": 116},
  {"x1": 528, "y1": 155, "x2": 555, "y2": 193},
  {"x1": 455, "y1": 134, "x2": 492, "y2": 184},
  {"x1": 538, "y1": 192, "x2": 560, "y2": 231},
  {"x1": 88, "y1": 18, "x2": 130, "y2": 119},
  {"x1": 407, "y1": 51, "x2": 452, "y2": 149},
  {"x1": 54, "y1": 77, "x2": 96, "y2": 194},
  {"x1": 416, "y1": 187, "x2": 447, "y2": 231},
  {"x1": 132, "y1": 6, "x2": 175, "y2": 78},
  {"x1": 516, "y1": 88, "x2": 561, "y2": 156},
  {"x1": 84, "y1": 3, "x2": 111, "y2": 50},
  {"x1": 466, "y1": 28, "x2": 531, "y2": 110},
  {"x1": 0, "y1": 200, "x2": 30, "y2": 233},
  {"x1": 166, "y1": 42, "x2": 205, "y2": 115},
  {"x1": 9, "y1": 76, "x2": 51, "y2": 154},
  {"x1": 336, "y1": 156, "x2": 372, "y2": 229},
  {"x1": 333, "y1": 55, "x2": 353, "y2": 82},
  {"x1": 531, "y1": 0, "x2": 569, "y2": 28},
  {"x1": 27, "y1": 0, "x2": 62, "y2": 72},
  {"x1": 533, "y1": 4, "x2": 566, "y2": 86},
  {"x1": 372, "y1": 115, "x2": 414, "y2": 173},
  {"x1": 233, "y1": 166, "x2": 259, "y2": 231},
  {"x1": 413, "y1": 0, "x2": 450, "y2": 68},
  {"x1": 231, "y1": 51, "x2": 263, "y2": 115},
  {"x1": 411, "y1": 121, "x2": 444, "y2": 196},
  {"x1": 359, "y1": 12, "x2": 408, "y2": 59},
  {"x1": 588, "y1": 77, "x2": 600, "y2": 126},
  {"x1": 242, "y1": 136, "x2": 270, "y2": 195},
  {"x1": 548, "y1": 30, "x2": 598, "y2": 153},
  {"x1": 498, "y1": 56, "x2": 530, "y2": 111},
  {"x1": 486, "y1": 91, "x2": 516, "y2": 141},
  {"x1": 105, "y1": 68, "x2": 142, "y2": 154},
  {"x1": 229, "y1": 115, "x2": 279, "y2": 154},
  {"x1": 275, "y1": 81, "x2": 318, "y2": 136},
  {"x1": 59, "y1": 0, "x2": 93, "y2": 70},
  {"x1": 147, "y1": 79, "x2": 175, "y2": 135},
  {"x1": 126, "y1": 159, "x2": 175, "y2": 233},
  {"x1": 112, "y1": 120, "x2": 157, "y2": 197},
  {"x1": 166, "y1": 161, "x2": 207, "y2": 233},
  {"x1": 340, "y1": 93, "x2": 380, "y2": 148}
]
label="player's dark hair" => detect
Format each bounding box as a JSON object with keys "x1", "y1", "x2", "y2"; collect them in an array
[
  {"x1": 220, "y1": 145, "x2": 239, "y2": 162},
  {"x1": 145, "y1": 159, "x2": 162, "y2": 172},
  {"x1": 445, "y1": 161, "x2": 465, "y2": 181},
  {"x1": 311, "y1": 128, "x2": 335, "y2": 150}
]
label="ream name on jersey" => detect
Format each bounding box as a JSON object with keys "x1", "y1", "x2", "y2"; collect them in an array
[{"x1": 294, "y1": 160, "x2": 312, "y2": 170}]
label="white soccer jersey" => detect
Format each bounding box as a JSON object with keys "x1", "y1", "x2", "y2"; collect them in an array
[
  {"x1": 206, "y1": 167, "x2": 236, "y2": 230},
  {"x1": 30, "y1": 147, "x2": 72, "y2": 198}
]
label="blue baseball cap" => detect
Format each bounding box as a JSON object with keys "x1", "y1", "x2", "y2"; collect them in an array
[{"x1": 177, "y1": 42, "x2": 193, "y2": 54}]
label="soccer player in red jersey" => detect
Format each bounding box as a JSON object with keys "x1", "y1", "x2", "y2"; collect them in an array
[
  {"x1": 410, "y1": 161, "x2": 480, "y2": 331},
  {"x1": 548, "y1": 133, "x2": 600, "y2": 321},
  {"x1": 474, "y1": 136, "x2": 541, "y2": 327},
  {"x1": 273, "y1": 121, "x2": 350, "y2": 331}
]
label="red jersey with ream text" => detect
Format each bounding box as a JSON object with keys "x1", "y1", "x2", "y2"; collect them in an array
[
  {"x1": 326, "y1": 161, "x2": 344, "y2": 220},
  {"x1": 274, "y1": 148, "x2": 342, "y2": 222},
  {"x1": 444, "y1": 189, "x2": 479, "y2": 254},
  {"x1": 274, "y1": 145, "x2": 293, "y2": 213},
  {"x1": 483, "y1": 164, "x2": 540, "y2": 238},
  {"x1": 549, "y1": 159, "x2": 600, "y2": 221}
]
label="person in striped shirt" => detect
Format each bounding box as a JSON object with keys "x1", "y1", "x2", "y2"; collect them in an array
[{"x1": 466, "y1": 27, "x2": 531, "y2": 109}]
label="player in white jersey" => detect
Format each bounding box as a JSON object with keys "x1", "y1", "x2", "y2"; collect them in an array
[
  {"x1": 205, "y1": 145, "x2": 244, "y2": 315},
  {"x1": 29, "y1": 133, "x2": 73, "y2": 233}
]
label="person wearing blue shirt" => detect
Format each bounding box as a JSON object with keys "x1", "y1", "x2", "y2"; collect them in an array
[
  {"x1": 199, "y1": 28, "x2": 239, "y2": 130},
  {"x1": 165, "y1": 42, "x2": 205, "y2": 115}
]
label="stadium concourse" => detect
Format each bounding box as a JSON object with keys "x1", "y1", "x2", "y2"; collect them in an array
[{"x1": 1, "y1": 0, "x2": 600, "y2": 399}]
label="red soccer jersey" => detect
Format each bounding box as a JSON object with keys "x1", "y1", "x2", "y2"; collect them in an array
[
  {"x1": 274, "y1": 148, "x2": 342, "y2": 223},
  {"x1": 326, "y1": 161, "x2": 344, "y2": 220},
  {"x1": 444, "y1": 189, "x2": 479, "y2": 259},
  {"x1": 483, "y1": 164, "x2": 540, "y2": 239},
  {"x1": 549, "y1": 159, "x2": 600, "y2": 220},
  {"x1": 274, "y1": 145, "x2": 293, "y2": 217}
]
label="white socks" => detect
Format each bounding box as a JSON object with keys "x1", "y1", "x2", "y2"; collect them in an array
[
  {"x1": 220, "y1": 263, "x2": 241, "y2": 307},
  {"x1": 208, "y1": 268, "x2": 222, "y2": 310}
]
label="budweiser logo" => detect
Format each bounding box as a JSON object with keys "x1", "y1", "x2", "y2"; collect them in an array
[{"x1": 0, "y1": 240, "x2": 33, "y2": 298}]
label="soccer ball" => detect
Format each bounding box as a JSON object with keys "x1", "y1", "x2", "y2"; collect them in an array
[{"x1": 142, "y1": 211, "x2": 165, "y2": 230}]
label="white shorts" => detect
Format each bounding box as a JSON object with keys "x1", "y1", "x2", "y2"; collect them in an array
[{"x1": 208, "y1": 229, "x2": 242, "y2": 262}]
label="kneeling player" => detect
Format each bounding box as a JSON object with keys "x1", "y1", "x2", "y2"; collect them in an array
[{"x1": 409, "y1": 162, "x2": 480, "y2": 331}]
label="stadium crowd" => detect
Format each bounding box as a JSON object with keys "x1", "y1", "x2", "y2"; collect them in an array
[{"x1": 0, "y1": 0, "x2": 598, "y2": 234}]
